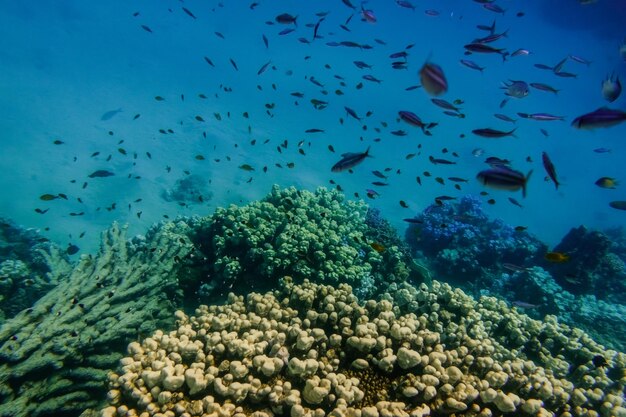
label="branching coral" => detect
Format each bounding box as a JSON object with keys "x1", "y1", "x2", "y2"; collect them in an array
[{"x1": 0, "y1": 221, "x2": 195, "y2": 417}]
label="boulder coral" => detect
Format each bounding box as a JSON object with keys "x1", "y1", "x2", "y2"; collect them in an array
[{"x1": 102, "y1": 277, "x2": 625, "y2": 417}]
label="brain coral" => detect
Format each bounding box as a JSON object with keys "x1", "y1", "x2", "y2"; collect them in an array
[
  {"x1": 186, "y1": 185, "x2": 413, "y2": 300},
  {"x1": 102, "y1": 277, "x2": 625, "y2": 417}
]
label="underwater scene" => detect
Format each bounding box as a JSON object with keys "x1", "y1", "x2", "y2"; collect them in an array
[{"x1": 0, "y1": 0, "x2": 626, "y2": 416}]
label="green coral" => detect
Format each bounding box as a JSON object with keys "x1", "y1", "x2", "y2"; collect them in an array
[{"x1": 187, "y1": 185, "x2": 411, "y2": 299}]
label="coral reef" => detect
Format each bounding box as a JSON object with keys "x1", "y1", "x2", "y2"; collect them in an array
[
  {"x1": 187, "y1": 186, "x2": 414, "y2": 301},
  {"x1": 0, "y1": 221, "x2": 195, "y2": 417},
  {"x1": 102, "y1": 278, "x2": 626, "y2": 417},
  {"x1": 545, "y1": 225, "x2": 626, "y2": 303},
  {"x1": 485, "y1": 267, "x2": 626, "y2": 352},
  {"x1": 0, "y1": 218, "x2": 68, "y2": 322},
  {"x1": 404, "y1": 196, "x2": 546, "y2": 282}
]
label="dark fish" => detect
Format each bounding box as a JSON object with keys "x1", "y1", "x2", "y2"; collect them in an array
[
  {"x1": 182, "y1": 7, "x2": 196, "y2": 19},
  {"x1": 305, "y1": 128, "x2": 325, "y2": 133},
  {"x1": 419, "y1": 61, "x2": 448, "y2": 96},
  {"x1": 530, "y1": 82, "x2": 559, "y2": 94},
  {"x1": 66, "y1": 244, "x2": 80, "y2": 255},
  {"x1": 141, "y1": 25, "x2": 153, "y2": 33},
  {"x1": 262, "y1": 34, "x2": 269, "y2": 48},
  {"x1": 204, "y1": 56, "x2": 215, "y2": 67},
  {"x1": 571, "y1": 107, "x2": 626, "y2": 129},
  {"x1": 398, "y1": 111, "x2": 437, "y2": 134},
  {"x1": 609, "y1": 201, "x2": 626, "y2": 210},
  {"x1": 257, "y1": 60, "x2": 272, "y2": 75},
  {"x1": 595, "y1": 177, "x2": 618, "y2": 189},
  {"x1": 40, "y1": 194, "x2": 58, "y2": 201},
  {"x1": 429, "y1": 156, "x2": 456, "y2": 165},
  {"x1": 403, "y1": 218, "x2": 423, "y2": 224},
  {"x1": 477, "y1": 166, "x2": 532, "y2": 197},
  {"x1": 276, "y1": 13, "x2": 297, "y2": 25},
  {"x1": 331, "y1": 147, "x2": 371, "y2": 172},
  {"x1": 101, "y1": 108, "x2": 122, "y2": 121},
  {"x1": 344, "y1": 106, "x2": 361, "y2": 121},
  {"x1": 541, "y1": 152, "x2": 560, "y2": 190},
  {"x1": 229, "y1": 58, "x2": 238, "y2": 71},
  {"x1": 464, "y1": 43, "x2": 508, "y2": 60},
  {"x1": 534, "y1": 63, "x2": 553, "y2": 70},
  {"x1": 88, "y1": 170, "x2": 115, "y2": 178},
  {"x1": 508, "y1": 197, "x2": 523, "y2": 208},
  {"x1": 472, "y1": 128, "x2": 517, "y2": 138}
]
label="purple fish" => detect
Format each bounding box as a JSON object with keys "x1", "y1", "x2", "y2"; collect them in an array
[
  {"x1": 517, "y1": 113, "x2": 564, "y2": 121},
  {"x1": 572, "y1": 107, "x2": 626, "y2": 129}
]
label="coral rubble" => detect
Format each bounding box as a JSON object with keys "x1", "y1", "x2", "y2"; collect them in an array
[{"x1": 102, "y1": 278, "x2": 626, "y2": 417}]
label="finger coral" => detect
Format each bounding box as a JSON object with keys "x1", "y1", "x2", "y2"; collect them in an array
[{"x1": 102, "y1": 277, "x2": 625, "y2": 417}]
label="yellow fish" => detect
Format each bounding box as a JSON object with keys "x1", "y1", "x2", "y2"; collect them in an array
[
  {"x1": 370, "y1": 242, "x2": 386, "y2": 253},
  {"x1": 544, "y1": 252, "x2": 570, "y2": 263},
  {"x1": 595, "y1": 177, "x2": 618, "y2": 189}
]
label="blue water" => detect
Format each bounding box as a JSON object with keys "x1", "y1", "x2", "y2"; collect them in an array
[{"x1": 0, "y1": 0, "x2": 625, "y2": 253}]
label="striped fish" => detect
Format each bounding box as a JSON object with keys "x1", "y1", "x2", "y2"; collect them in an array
[
  {"x1": 477, "y1": 167, "x2": 532, "y2": 197},
  {"x1": 419, "y1": 61, "x2": 448, "y2": 96},
  {"x1": 331, "y1": 147, "x2": 371, "y2": 172}
]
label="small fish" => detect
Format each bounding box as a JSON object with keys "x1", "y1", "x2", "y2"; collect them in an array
[
  {"x1": 429, "y1": 156, "x2": 456, "y2": 165},
  {"x1": 541, "y1": 152, "x2": 560, "y2": 190},
  {"x1": 66, "y1": 244, "x2": 80, "y2": 255},
  {"x1": 477, "y1": 166, "x2": 532, "y2": 197},
  {"x1": 276, "y1": 13, "x2": 298, "y2": 25},
  {"x1": 182, "y1": 7, "x2": 196, "y2": 19},
  {"x1": 419, "y1": 61, "x2": 448, "y2": 96},
  {"x1": 464, "y1": 43, "x2": 508, "y2": 60},
  {"x1": 141, "y1": 25, "x2": 153, "y2": 33},
  {"x1": 472, "y1": 128, "x2": 517, "y2": 138},
  {"x1": 572, "y1": 107, "x2": 626, "y2": 129},
  {"x1": 508, "y1": 197, "x2": 523, "y2": 208},
  {"x1": 530, "y1": 83, "x2": 559, "y2": 94},
  {"x1": 370, "y1": 242, "x2": 386, "y2": 252},
  {"x1": 39, "y1": 194, "x2": 58, "y2": 201},
  {"x1": 88, "y1": 170, "x2": 114, "y2": 178},
  {"x1": 459, "y1": 59, "x2": 485, "y2": 73},
  {"x1": 239, "y1": 164, "x2": 255, "y2": 171},
  {"x1": 514, "y1": 226, "x2": 527, "y2": 232},
  {"x1": 601, "y1": 73, "x2": 622, "y2": 103},
  {"x1": 544, "y1": 252, "x2": 569, "y2": 263},
  {"x1": 101, "y1": 108, "x2": 122, "y2": 121},
  {"x1": 494, "y1": 114, "x2": 517, "y2": 123},
  {"x1": 403, "y1": 218, "x2": 422, "y2": 224},
  {"x1": 257, "y1": 60, "x2": 272, "y2": 75},
  {"x1": 593, "y1": 148, "x2": 611, "y2": 153},
  {"x1": 399, "y1": 200, "x2": 409, "y2": 208},
  {"x1": 331, "y1": 147, "x2": 371, "y2": 172},
  {"x1": 517, "y1": 112, "x2": 564, "y2": 121},
  {"x1": 595, "y1": 177, "x2": 618, "y2": 189},
  {"x1": 511, "y1": 301, "x2": 540, "y2": 309},
  {"x1": 609, "y1": 201, "x2": 626, "y2": 211},
  {"x1": 344, "y1": 106, "x2": 361, "y2": 121}
]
